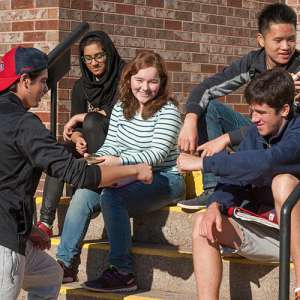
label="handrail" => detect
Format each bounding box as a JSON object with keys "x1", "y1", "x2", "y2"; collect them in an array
[
  {"x1": 48, "y1": 22, "x2": 89, "y2": 68},
  {"x1": 279, "y1": 182, "x2": 300, "y2": 300},
  {"x1": 47, "y1": 22, "x2": 89, "y2": 137}
]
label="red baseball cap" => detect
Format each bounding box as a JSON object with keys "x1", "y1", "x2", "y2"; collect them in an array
[{"x1": 0, "y1": 47, "x2": 48, "y2": 92}]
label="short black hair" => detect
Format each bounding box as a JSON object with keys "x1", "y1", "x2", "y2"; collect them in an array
[
  {"x1": 244, "y1": 68, "x2": 294, "y2": 113},
  {"x1": 8, "y1": 69, "x2": 45, "y2": 93},
  {"x1": 258, "y1": 3, "x2": 297, "y2": 34}
]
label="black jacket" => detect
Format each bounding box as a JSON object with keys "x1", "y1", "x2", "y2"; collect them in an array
[{"x1": 0, "y1": 92, "x2": 101, "y2": 255}]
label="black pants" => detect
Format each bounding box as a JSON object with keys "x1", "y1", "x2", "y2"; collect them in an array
[{"x1": 40, "y1": 112, "x2": 109, "y2": 225}]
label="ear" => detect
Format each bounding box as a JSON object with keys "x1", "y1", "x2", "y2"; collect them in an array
[
  {"x1": 280, "y1": 104, "x2": 290, "y2": 118},
  {"x1": 257, "y1": 33, "x2": 265, "y2": 48},
  {"x1": 19, "y1": 73, "x2": 31, "y2": 89}
]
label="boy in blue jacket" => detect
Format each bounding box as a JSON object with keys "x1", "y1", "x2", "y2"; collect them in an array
[{"x1": 177, "y1": 68, "x2": 300, "y2": 300}]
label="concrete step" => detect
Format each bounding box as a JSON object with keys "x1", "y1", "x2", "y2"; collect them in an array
[
  {"x1": 49, "y1": 238, "x2": 295, "y2": 300},
  {"x1": 35, "y1": 197, "x2": 197, "y2": 250},
  {"x1": 58, "y1": 282, "x2": 195, "y2": 300}
]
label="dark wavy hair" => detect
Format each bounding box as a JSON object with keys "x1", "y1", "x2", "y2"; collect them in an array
[
  {"x1": 119, "y1": 50, "x2": 177, "y2": 120},
  {"x1": 244, "y1": 68, "x2": 294, "y2": 115}
]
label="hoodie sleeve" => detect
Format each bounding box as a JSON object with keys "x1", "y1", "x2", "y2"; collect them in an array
[
  {"x1": 186, "y1": 52, "x2": 253, "y2": 116},
  {"x1": 206, "y1": 183, "x2": 251, "y2": 214},
  {"x1": 15, "y1": 113, "x2": 101, "y2": 190},
  {"x1": 203, "y1": 119, "x2": 300, "y2": 187}
]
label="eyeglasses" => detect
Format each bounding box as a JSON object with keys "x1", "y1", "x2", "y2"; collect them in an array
[{"x1": 82, "y1": 52, "x2": 106, "y2": 64}]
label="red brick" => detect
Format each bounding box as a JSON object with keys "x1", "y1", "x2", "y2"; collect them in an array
[
  {"x1": 24, "y1": 32, "x2": 46, "y2": 42},
  {"x1": 35, "y1": 0, "x2": 59, "y2": 7},
  {"x1": 227, "y1": 0, "x2": 242, "y2": 8},
  {"x1": 225, "y1": 94, "x2": 241, "y2": 104},
  {"x1": 58, "y1": 78, "x2": 77, "y2": 89},
  {"x1": 234, "y1": 104, "x2": 249, "y2": 114},
  {"x1": 192, "y1": 53, "x2": 209, "y2": 63},
  {"x1": 12, "y1": 21, "x2": 34, "y2": 31},
  {"x1": 36, "y1": 112, "x2": 50, "y2": 123},
  {"x1": 35, "y1": 20, "x2": 59, "y2": 30},
  {"x1": 82, "y1": 11, "x2": 103, "y2": 23},
  {"x1": 114, "y1": 25, "x2": 135, "y2": 36},
  {"x1": 0, "y1": 23, "x2": 12, "y2": 32},
  {"x1": 104, "y1": 13, "x2": 124, "y2": 25},
  {"x1": 166, "y1": 62, "x2": 182, "y2": 72},
  {"x1": 12, "y1": 0, "x2": 34, "y2": 9},
  {"x1": 165, "y1": 20, "x2": 182, "y2": 31},
  {"x1": 201, "y1": 24, "x2": 217, "y2": 34},
  {"x1": 146, "y1": 0, "x2": 164, "y2": 8},
  {"x1": 175, "y1": 11, "x2": 192, "y2": 21},
  {"x1": 201, "y1": 64, "x2": 217, "y2": 74},
  {"x1": 116, "y1": 4, "x2": 135, "y2": 15},
  {"x1": 71, "y1": 0, "x2": 92, "y2": 10},
  {"x1": 136, "y1": 27, "x2": 155, "y2": 39}
]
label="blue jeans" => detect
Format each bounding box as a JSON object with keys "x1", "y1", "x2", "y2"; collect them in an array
[
  {"x1": 198, "y1": 99, "x2": 252, "y2": 189},
  {"x1": 57, "y1": 171, "x2": 185, "y2": 273}
]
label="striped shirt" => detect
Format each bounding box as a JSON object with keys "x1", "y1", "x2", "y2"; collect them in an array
[{"x1": 96, "y1": 102, "x2": 182, "y2": 173}]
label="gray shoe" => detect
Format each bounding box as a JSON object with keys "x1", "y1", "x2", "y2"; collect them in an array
[{"x1": 177, "y1": 188, "x2": 214, "y2": 210}]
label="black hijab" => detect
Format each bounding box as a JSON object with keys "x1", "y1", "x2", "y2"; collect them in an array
[{"x1": 78, "y1": 31, "x2": 124, "y2": 110}]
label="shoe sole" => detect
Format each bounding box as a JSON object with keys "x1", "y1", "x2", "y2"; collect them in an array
[
  {"x1": 81, "y1": 283, "x2": 137, "y2": 293},
  {"x1": 63, "y1": 277, "x2": 78, "y2": 284},
  {"x1": 177, "y1": 203, "x2": 205, "y2": 210}
]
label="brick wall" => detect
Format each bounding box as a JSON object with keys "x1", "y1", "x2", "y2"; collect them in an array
[{"x1": 0, "y1": 0, "x2": 286, "y2": 194}]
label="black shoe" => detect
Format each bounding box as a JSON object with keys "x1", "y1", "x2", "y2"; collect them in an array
[
  {"x1": 57, "y1": 260, "x2": 78, "y2": 283},
  {"x1": 82, "y1": 266, "x2": 137, "y2": 292},
  {"x1": 177, "y1": 188, "x2": 214, "y2": 210}
]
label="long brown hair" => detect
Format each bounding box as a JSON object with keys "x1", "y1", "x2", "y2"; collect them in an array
[{"x1": 119, "y1": 50, "x2": 177, "y2": 120}]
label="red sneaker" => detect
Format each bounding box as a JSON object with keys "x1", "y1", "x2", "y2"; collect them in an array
[{"x1": 37, "y1": 221, "x2": 53, "y2": 237}]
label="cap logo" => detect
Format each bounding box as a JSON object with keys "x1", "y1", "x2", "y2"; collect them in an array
[
  {"x1": 0, "y1": 62, "x2": 4, "y2": 72},
  {"x1": 20, "y1": 66, "x2": 33, "y2": 72}
]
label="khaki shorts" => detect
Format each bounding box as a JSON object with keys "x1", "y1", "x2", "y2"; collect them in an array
[{"x1": 230, "y1": 218, "x2": 280, "y2": 262}]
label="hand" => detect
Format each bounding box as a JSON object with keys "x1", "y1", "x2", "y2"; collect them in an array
[
  {"x1": 194, "y1": 202, "x2": 223, "y2": 243},
  {"x1": 135, "y1": 163, "x2": 153, "y2": 184},
  {"x1": 178, "y1": 113, "x2": 198, "y2": 154},
  {"x1": 63, "y1": 117, "x2": 78, "y2": 141},
  {"x1": 177, "y1": 153, "x2": 203, "y2": 173},
  {"x1": 29, "y1": 225, "x2": 51, "y2": 250},
  {"x1": 294, "y1": 80, "x2": 300, "y2": 101},
  {"x1": 197, "y1": 133, "x2": 230, "y2": 157},
  {"x1": 99, "y1": 155, "x2": 121, "y2": 167},
  {"x1": 74, "y1": 136, "x2": 87, "y2": 156}
]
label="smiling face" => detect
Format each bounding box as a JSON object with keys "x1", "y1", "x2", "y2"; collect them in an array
[
  {"x1": 130, "y1": 66, "x2": 161, "y2": 111},
  {"x1": 257, "y1": 23, "x2": 296, "y2": 68},
  {"x1": 83, "y1": 42, "x2": 106, "y2": 77},
  {"x1": 250, "y1": 102, "x2": 289, "y2": 137}
]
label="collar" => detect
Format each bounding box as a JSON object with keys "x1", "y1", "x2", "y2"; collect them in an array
[{"x1": 0, "y1": 91, "x2": 28, "y2": 111}]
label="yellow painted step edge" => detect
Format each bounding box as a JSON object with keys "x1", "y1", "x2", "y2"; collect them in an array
[
  {"x1": 60, "y1": 286, "x2": 161, "y2": 300},
  {"x1": 35, "y1": 196, "x2": 205, "y2": 213},
  {"x1": 51, "y1": 238, "x2": 292, "y2": 268}
]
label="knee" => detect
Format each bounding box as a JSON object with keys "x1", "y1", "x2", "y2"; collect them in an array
[
  {"x1": 272, "y1": 174, "x2": 299, "y2": 206},
  {"x1": 69, "y1": 189, "x2": 97, "y2": 215},
  {"x1": 206, "y1": 99, "x2": 222, "y2": 117},
  {"x1": 83, "y1": 112, "x2": 108, "y2": 132},
  {"x1": 192, "y1": 212, "x2": 205, "y2": 241}
]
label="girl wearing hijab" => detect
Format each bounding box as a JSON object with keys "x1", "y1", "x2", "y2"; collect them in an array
[{"x1": 37, "y1": 31, "x2": 124, "y2": 235}]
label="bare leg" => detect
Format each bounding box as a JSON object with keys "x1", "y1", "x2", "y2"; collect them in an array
[
  {"x1": 192, "y1": 212, "x2": 243, "y2": 300},
  {"x1": 272, "y1": 174, "x2": 300, "y2": 287}
]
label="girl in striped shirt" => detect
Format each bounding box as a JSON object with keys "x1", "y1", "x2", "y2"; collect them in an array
[{"x1": 56, "y1": 51, "x2": 185, "y2": 292}]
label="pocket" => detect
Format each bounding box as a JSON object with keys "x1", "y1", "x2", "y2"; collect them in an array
[{"x1": 0, "y1": 246, "x2": 21, "y2": 290}]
